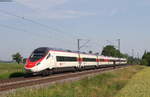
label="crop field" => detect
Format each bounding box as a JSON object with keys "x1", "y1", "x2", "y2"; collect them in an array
[
  {"x1": 0, "y1": 62, "x2": 24, "y2": 79},
  {"x1": 115, "y1": 66, "x2": 150, "y2": 97},
  {"x1": 2, "y1": 65, "x2": 146, "y2": 97}
]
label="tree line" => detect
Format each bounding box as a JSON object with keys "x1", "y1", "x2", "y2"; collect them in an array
[
  {"x1": 101, "y1": 45, "x2": 150, "y2": 66},
  {"x1": 141, "y1": 51, "x2": 150, "y2": 66},
  {"x1": 12, "y1": 53, "x2": 26, "y2": 64}
]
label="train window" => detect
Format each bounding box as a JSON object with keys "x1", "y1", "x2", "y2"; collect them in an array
[
  {"x1": 29, "y1": 48, "x2": 48, "y2": 62},
  {"x1": 82, "y1": 58, "x2": 96, "y2": 62},
  {"x1": 99, "y1": 59, "x2": 105, "y2": 62},
  {"x1": 46, "y1": 53, "x2": 51, "y2": 59},
  {"x1": 56, "y1": 56, "x2": 77, "y2": 62},
  {"x1": 109, "y1": 60, "x2": 114, "y2": 62}
]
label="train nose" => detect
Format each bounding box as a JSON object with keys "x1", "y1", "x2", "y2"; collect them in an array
[
  {"x1": 25, "y1": 66, "x2": 38, "y2": 73},
  {"x1": 25, "y1": 63, "x2": 36, "y2": 68}
]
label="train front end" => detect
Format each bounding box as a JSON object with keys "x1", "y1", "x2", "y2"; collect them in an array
[{"x1": 25, "y1": 47, "x2": 49, "y2": 74}]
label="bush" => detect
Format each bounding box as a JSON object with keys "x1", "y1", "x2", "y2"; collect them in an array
[
  {"x1": 141, "y1": 59, "x2": 149, "y2": 66},
  {"x1": 141, "y1": 52, "x2": 150, "y2": 66}
]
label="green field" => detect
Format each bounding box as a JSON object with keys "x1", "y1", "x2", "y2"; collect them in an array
[
  {"x1": 2, "y1": 65, "x2": 146, "y2": 97},
  {"x1": 115, "y1": 66, "x2": 150, "y2": 97},
  {"x1": 0, "y1": 62, "x2": 25, "y2": 79}
]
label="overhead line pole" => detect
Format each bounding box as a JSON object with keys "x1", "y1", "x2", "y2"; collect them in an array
[
  {"x1": 77, "y1": 39, "x2": 81, "y2": 69},
  {"x1": 77, "y1": 39, "x2": 81, "y2": 52},
  {"x1": 77, "y1": 38, "x2": 90, "y2": 69}
]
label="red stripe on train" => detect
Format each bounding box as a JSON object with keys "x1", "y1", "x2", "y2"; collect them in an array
[{"x1": 25, "y1": 57, "x2": 45, "y2": 68}]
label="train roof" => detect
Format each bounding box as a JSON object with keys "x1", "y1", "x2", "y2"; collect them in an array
[
  {"x1": 37, "y1": 47, "x2": 97, "y2": 55},
  {"x1": 36, "y1": 47, "x2": 126, "y2": 60}
]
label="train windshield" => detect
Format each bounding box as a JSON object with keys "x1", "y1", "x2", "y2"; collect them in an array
[{"x1": 29, "y1": 48, "x2": 49, "y2": 62}]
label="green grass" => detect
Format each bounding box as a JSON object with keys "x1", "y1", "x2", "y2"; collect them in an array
[
  {"x1": 115, "y1": 66, "x2": 150, "y2": 97},
  {"x1": 2, "y1": 65, "x2": 146, "y2": 97},
  {"x1": 0, "y1": 62, "x2": 25, "y2": 79}
]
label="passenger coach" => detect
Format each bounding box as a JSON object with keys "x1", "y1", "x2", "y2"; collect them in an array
[{"x1": 25, "y1": 47, "x2": 127, "y2": 75}]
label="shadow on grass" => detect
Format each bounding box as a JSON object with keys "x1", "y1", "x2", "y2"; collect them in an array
[{"x1": 9, "y1": 72, "x2": 25, "y2": 78}]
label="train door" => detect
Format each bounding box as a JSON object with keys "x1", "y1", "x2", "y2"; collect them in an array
[
  {"x1": 49, "y1": 52, "x2": 56, "y2": 69},
  {"x1": 78, "y1": 53, "x2": 82, "y2": 68},
  {"x1": 96, "y1": 55, "x2": 99, "y2": 67}
]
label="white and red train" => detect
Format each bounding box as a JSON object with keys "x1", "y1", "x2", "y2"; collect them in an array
[{"x1": 25, "y1": 47, "x2": 127, "y2": 75}]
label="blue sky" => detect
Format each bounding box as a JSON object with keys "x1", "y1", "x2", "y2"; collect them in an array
[{"x1": 0, "y1": 0, "x2": 150, "y2": 60}]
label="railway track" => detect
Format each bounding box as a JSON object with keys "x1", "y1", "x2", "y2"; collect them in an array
[{"x1": 0, "y1": 65, "x2": 129, "y2": 93}]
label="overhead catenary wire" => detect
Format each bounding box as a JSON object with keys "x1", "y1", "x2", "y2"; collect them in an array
[
  {"x1": 0, "y1": 9, "x2": 60, "y2": 32},
  {"x1": 0, "y1": 23, "x2": 64, "y2": 41},
  {"x1": 0, "y1": 24, "x2": 29, "y2": 33},
  {"x1": 0, "y1": 9, "x2": 95, "y2": 52},
  {"x1": 0, "y1": 9, "x2": 78, "y2": 39},
  {"x1": 0, "y1": 23, "x2": 53, "y2": 39},
  {"x1": 0, "y1": 24, "x2": 40, "y2": 41}
]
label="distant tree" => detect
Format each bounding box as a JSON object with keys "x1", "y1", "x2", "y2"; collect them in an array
[
  {"x1": 12, "y1": 52, "x2": 22, "y2": 64},
  {"x1": 141, "y1": 59, "x2": 149, "y2": 66},
  {"x1": 142, "y1": 51, "x2": 149, "y2": 60},
  {"x1": 23, "y1": 58, "x2": 27, "y2": 64},
  {"x1": 141, "y1": 52, "x2": 150, "y2": 66},
  {"x1": 101, "y1": 45, "x2": 124, "y2": 57},
  {"x1": 127, "y1": 56, "x2": 141, "y2": 65},
  {"x1": 101, "y1": 45, "x2": 143, "y2": 65}
]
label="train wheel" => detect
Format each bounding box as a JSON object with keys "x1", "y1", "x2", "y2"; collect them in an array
[
  {"x1": 42, "y1": 70, "x2": 52, "y2": 76},
  {"x1": 24, "y1": 73, "x2": 33, "y2": 78}
]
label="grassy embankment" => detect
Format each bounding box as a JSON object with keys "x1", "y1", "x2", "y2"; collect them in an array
[
  {"x1": 115, "y1": 66, "x2": 150, "y2": 97},
  {"x1": 0, "y1": 62, "x2": 24, "y2": 79},
  {"x1": 3, "y1": 65, "x2": 146, "y2": 97}
]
